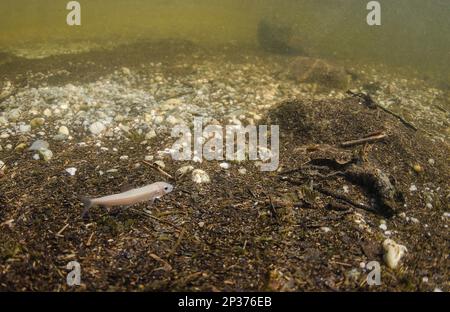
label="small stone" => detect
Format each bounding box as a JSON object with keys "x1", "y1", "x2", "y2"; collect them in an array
[
  {"x1": 29, "y1": 140, "x2": 49, "y2": 151},
  {"x1": 0, "y1": 116, "x2": 8, "y2": 125},
  {"x1": 89, "y1": 121, "x2": 106, "y2": 135},
  {"x1": 426, "y1": 203, "x2": 433, "y2": 209},
  {"x1": 65, "y1": 167, "x2": 77, "y2": 176},
  {"x1": 166, "y1": 115, "x2": 179, "y2": 125},
  {"x1": 121, "y1": 67, "x2": 131, "y2": 76},
  {"x1": 383, "y1": 239, "x2": 407, "y2": 269},
  {"x1": 412, "y1": 164, "x2": 423, "y2": 173},
  {"x1": 32, "y1": 154, "x2": 40, "y2": 160},
  {"x1": 154, "y1": 160, "x2": 165, "y2": 169},
  {"x1": 379, "y1": 223, "x2": 388, "y2": 231},
  {"x1": 119, "y1": 155, "x2": 129, "y2": 161},
  {"x1": 238, "y1": 168, "x2": 247, "y2": 175},
  {"x1": 144, "y1": 155, "x2": 154, "y2": 161},
  {"x1": 219, "y1": 162, "x2": 231, "y2": 169},
  {"x1": 58, "y1": 126, "x2": 70, "y2": 137},
  {"x1": 192, "y1": 169, "x2": 210, "y2": 184},
  {"x1": 198, "y1": 221, "x2": 205, "y2": 228},
  {"x1": 14, "y1": 143, "x2": 28, "y2": 152},
  {"x1": 8, "y1": 108, "x2": 21, "y2": 121},
  {"x1": 409, "y1": 184, "x2": 417, "y2": 192},
  {"x1": 410, "y1": 217, "x2": 420, "y2": 224},
  {"x1": 145, "y1": 129, "x2": 157, "y2": 140},
  {"x1": 38, "y1": 149, "x2": 53, "y2": 161},
  {"x1": 30, "y1": 117, "x2": 45, "y2": 129},
  {"x1": 320, "y1": 227, "x2": 331, "y2": 233},
  {"x1": 19, "y1": 124, "x2": 31, "y2": 133},
  {"x1": 176, "y1": 165, "x2": 194, "y2": 178},
  {"x1": 43, "y1": 108, "x2": 52, "y2": 117},
  {"x1": 428, "y1": 158, "x2": 435, "y2": 165}
]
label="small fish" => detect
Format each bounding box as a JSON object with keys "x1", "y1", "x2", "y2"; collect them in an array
[{"x1": 81, "y1": 182, "x2": 173, "y2": 218}]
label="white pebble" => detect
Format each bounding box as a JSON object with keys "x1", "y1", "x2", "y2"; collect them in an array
[
  {"x1": 58, "y1": 126, "x2": 70, "y2": 136},
  {"x1": 409, "y1": 184, "x2": 417, "y2": 192},
  {"x1": 192, "y1": 169, "x2": 210, "y2": 184},
  {"x1": 176, "y1": 165, "x2": 194, "y2": 177},
  {"x1": 383, "y1": 239, "x2": 407, "y2": 269},
  {"x1": 119, "y1": 155, "x2": 129, "y2": 161},
  {"x1": 320, "y1": 227, "x2": 331, "y2": 233},
  {"x1": 65, "y1": 167, "x2": 77, "y2": 176},
  {"x1": 89, "y1": 121, "x2": 106, "y2": 135},
  {"x1": 219, "y1": 162, "x2": 231, "y2": 169},
  {"x1": 379, "y1": 223, "x2": 388, "y2": 231}
]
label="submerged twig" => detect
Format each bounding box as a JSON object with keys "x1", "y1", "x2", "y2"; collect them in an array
[
  {"x1": 340, "y1": 133, "x2": 387, "y2": 148},
  {"x1": 142, "y1": 160, "x2": 174, "y2": 180}
]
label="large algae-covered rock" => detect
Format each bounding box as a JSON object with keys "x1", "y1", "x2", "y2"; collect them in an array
[
  {"x1": 289, "y1": 56, "x2": 350, "y2": 89},
  {"x1": 257, "y1": 19, "x2": 309, "y2": 56}
]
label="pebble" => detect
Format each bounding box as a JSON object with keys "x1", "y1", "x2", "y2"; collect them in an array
[
  {"x1": 379, "y1": 223, "x2": 388, "y2": 231},
  {"x1": 8, "y1": 108, "x2": 21, "y2": 121},
  {"x1": 320, "y1": 227, "x2": 331, "y2": 233},
  {"x1": 58, "y1": 126, "x2": 70, "y2": 136},
  {"x1": 32, "y1": 154, "x2": 40, "y2": 160},
  {"x1": 65, "y1": 167, "x2": 77, "y2": 176},
  {"x1": 383, "y1": 239, "x2": 407, "y2": 269},
  {"x1": 428, "y1": 158, "x2": 435, "y2": 165},
  {"x1": 238, "y1": 168, "x2": 247, "y2": 175},
  {"x1": 30, "y1": 117, "x2": 45, "y2": 128},
  {"x1": 89, "y1": 121, "x2": 106, "y2": 135},
  {"x1": 409, "y1": 184, "x2": 417, "y2": 192},
  {"x1": 29, "y1": 140, "x2": 49, "y2": 151},
  {"x1": 19, "y1": 124, "x2": 31, "y2": 133},
  {"x1": 154, "y1": 160, "x2": 165, "y2": 169},
  {"x1": 192, "y1": 169, "x2": 210, "y2": 184},
  {"x1": 176, "y1": 165, "x2": 194, "y2": 177},
  {"x1": 14, "y1": 143, "x2": 28, "y2": 152},
  {"x1": 144, "y1": 155, "x2": 154, "y2": 161},
  {"x1": 198, "y1": 221, "x2": 205, "y2": 228},
  {"x1": 0, "y1": 116, "x2": 8, "y2": 125},
  {"x1": 412, "y1": 164, "x2": 423, "y2": 173},
  {"x1": 145, "y1": 129, "x2": 157, "y2": 140},
  {"x1": 119, "y1": 155, "x2": 129, "y2": 161},
  {"x1": 38, "y1": 149, "x2": 53, "y2": 161},
  {"x1": 219, "y1": 162, "x2": 231, "y2": 169}
]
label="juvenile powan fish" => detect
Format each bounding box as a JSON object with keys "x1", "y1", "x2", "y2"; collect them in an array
[{"x1": 81, "y1": 182, "x2": 173, "y2": 218}]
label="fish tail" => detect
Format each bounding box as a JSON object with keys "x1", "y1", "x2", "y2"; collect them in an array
[{"x1": 81, "y1": 197, "x2": 92, "y2": 219}]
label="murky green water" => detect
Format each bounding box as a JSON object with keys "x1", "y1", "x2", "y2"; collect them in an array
[{"x1": 0, "y1": 0, "x2": 449, "y2": 80}]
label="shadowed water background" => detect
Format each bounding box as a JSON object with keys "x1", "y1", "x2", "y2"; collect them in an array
[{"x1": 0, "y1": 0, "x2": 449, "y2": 81}]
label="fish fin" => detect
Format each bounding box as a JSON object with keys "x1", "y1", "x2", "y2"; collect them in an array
[{"x1": 81, "y1": 197, "x2": 92, "y2": 219}]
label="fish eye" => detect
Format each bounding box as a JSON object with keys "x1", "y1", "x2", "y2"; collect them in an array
[{"x1": 164, "y1": 186, "x2": 169, "y2": 191}]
